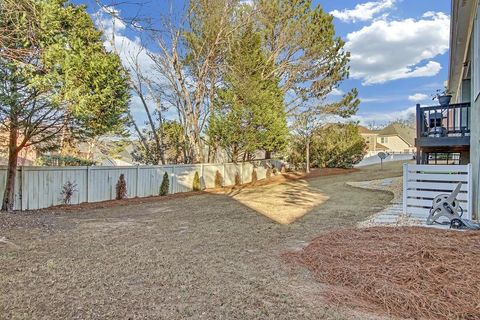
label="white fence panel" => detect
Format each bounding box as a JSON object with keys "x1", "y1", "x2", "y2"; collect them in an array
[
  {"x1": 403, "y1": 163, "x2": 472, "y2": 220},
  {"x1": 242, "y1": 163, "x2": 253, "y2": 183},
  {"x1": 173, "y1": 164, "x2": 202, "y2": 193},
  {"x1": 224, "y1": 163, "x2": 241, "y2": 186},
  {"x1": 23, "y1": 167, "x2": 88, "y2": 210},
  {"x1": 202, "y1": 164, "x2": 223, "y2": 188},
  {"x1": 89, "y1": 166, "x2": 138, "y2": 202},
  {"x1": 0, "y1": 159, "x2": 277, "y2": 211}
]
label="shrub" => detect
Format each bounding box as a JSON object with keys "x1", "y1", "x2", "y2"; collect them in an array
[
  {"x1": 266, "y1": 168, "x2": 272, "y2": 179},
  {"x1": 160, "y1": 172, "x2": 169, "y2": 196},
  {"x1": 116, "y1": 174, "x2": 127, "y2": 200},
  {"x1": 235, "y1": 172, "x2": 241, "y2": 186},
  {"x1": 214, "y1": 170, "x2": 223, "y2": 188},
  {"x1": 251, "y1": 169, "x2": 257, "y2": 183},
  {"x1": 60, "y1": 181, "x2": 77, "y2": 204},
  {"x1": 192, "y1": 171, "x2": 201, "y2": 191},
  {"x1": 272, "y1": 167, "x2": 277, "y2": 175},
  {"x1": 37, "y1": 155, "x2": 96, "y2": 166}
]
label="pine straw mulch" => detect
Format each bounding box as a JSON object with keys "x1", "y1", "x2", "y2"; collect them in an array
[{"x1": 283, "y1": 227, "x2": 480, "y2": 320}]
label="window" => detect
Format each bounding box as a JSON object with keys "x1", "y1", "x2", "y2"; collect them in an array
[
  {"x1": 380, "y1": 137, "x2": 388, "y2": 144},
  {"x1": 474, "y1": 6, "x2": 480, "y2": 101}
]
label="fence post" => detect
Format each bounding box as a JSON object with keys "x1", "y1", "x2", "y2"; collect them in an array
[
  {"x1": 172, "y1": 165, "x2": 176, "y2": 194},
  {"x1": 468, "y1": 163, "x2": 473, "y2": 220},
  {"x1": 403, "y1": 163, "x2": 408, "y2": 215},
  {"x1": 136, "y1": 165, "x2": 140, "y2": 197},
  {"x1": 222, "y1": 162, "x2": 226, "y2": 186},
  {"x1": 240, "y1": 162, "x2": 243, "y2": 184},
  {"x1": 86, "y1": 166, "x2": 91, "y2": 203},
  {"x1": 20, "y1": 166, "x2": 24, "y2": 211}
]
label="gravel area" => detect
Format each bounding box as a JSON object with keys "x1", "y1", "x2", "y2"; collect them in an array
[{"x1": 0, "y1": 161, "x2": 405, "y2": 320}]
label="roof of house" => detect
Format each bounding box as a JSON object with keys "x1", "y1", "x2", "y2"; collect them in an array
[
  {"x1": 0, "y1": 156, "x2": 34, "y2": 166},
  {"x1": 375, "y1": 143, "x2": 388, "y2": 150},
  {"x1": 358, "y1": 125, "x2": 377, "y2": 134},
  {"x1": 377, "y1": 123, "x2": 415, "y2": 146}
]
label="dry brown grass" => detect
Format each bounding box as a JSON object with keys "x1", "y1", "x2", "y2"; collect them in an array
[
  {"x1": 0, "y1": 161, "x2": 406, "y2": 319},
  {"x1": 284, "y1": 227, "x2": 480, "y2": 320},
  {"x1": 229, "y1": 180, "x2": 329, "y2": 224}
]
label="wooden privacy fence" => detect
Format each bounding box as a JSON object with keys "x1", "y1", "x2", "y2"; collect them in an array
[
  {"x1": 0, "y1": 159, "x2": 283, "y2": 211},
  {"x1": 403, "y1": 163, "x2": 472, "y2": 220}
]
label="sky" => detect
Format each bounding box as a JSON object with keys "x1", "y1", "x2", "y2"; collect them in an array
[{"x1": 76, "y1": 0, "x2": 452, "y2": 128}]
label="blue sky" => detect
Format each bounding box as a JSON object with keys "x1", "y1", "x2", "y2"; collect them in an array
[{"x1": 77, "y1": 0, "x2": 452, "y2": 127}]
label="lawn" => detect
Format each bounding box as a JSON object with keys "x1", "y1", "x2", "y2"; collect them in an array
[{"x1": 0, "y1": 161, "x2": 404, "y2": 319}]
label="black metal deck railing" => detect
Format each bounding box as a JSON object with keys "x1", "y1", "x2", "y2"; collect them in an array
[{"x1": 416, "y1": 102, "x2": 470, "y2": 139}]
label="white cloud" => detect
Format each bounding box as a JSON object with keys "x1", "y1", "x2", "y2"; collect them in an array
[
  {"x1": 345, "y1": 12, "x2": 450, "y2": 85},
  {"x1": 94, "y1": 9, "x2": 168, "y2": 125},
  {"x1": 330, "y1": 88, "x2": 345, "y2": 96},
  {"x1": 408, "y1": 93, "x2": 429, "y2": 102},
  {"x1": 352, "y1": 106, "x2": 416, "y2": 126},
  {"x1": 331, "y1": 0, "x2": 396, "y2": 23}
]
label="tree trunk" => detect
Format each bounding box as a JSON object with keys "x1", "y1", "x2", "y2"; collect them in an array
[
  {"x1": 305, "y1": 136, "x2": 310, "y2": 174},
  {"x1": 1, "y1": 126, "x2": 19, "y2": 212}
]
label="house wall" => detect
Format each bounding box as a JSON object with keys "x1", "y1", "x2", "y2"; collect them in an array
[
  {"x1": 376, "y1": 136, "x2": 414, "y2": 153},
  {"x1": 360, "y1": 134, "x2": 378, "y2": 152},
  {"x1": 470, "y1": 8, "x2": 480, "y2": 219}
]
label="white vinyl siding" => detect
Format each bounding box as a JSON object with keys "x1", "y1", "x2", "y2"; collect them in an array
[{"x1": 474, "y1": 6, "x2": 480, "y2": 101}]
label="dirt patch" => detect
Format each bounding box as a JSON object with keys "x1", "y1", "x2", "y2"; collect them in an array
[
  {"x1": 284, "y1": 227, "x2": 480, "y2": 320},
  {"x1": 204, "y1": 168, "x2": 355, "y2": 224},
  {"x1": 214, "y1": 167, "x2": 358, "y2": 193},
  {"x1": 229, "y1": 180, "x2": 329, "y2": 224}
]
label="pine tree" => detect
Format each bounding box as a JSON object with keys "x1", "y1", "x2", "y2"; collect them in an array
[
  {"x1": 192, "y1": 171, "x2": 201, "y2": 191},
  {"x1": 214, "y1": 170, "x2": 223, "y2": 188},
  {"x1": 160, "y1": 172, "x2": 169, "y2": 196},
  {"x1": 0, "y1": 0, "x2": 129, "y2": 211},
  {"x1": 116, "y1": 174, "x2": 127, "y2": 200},
  {"x1": 208, "y1": 23, "x2": 288, "y2": 162}
]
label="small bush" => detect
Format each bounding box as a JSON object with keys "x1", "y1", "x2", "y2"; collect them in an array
[
  {"x1": 214, "y1": 170, "x2": 223, "y2": 188},
  {"x1": 235, "y1": 172, "x2": 241, "y2": 186},
  {"x1": 60, "y1": 181, "x2": 77, "y2": 204},
  {"x1": 116, "y1": 174, "x2": 127, "y2": 200},
  {"x1": 160, "y1": 172, "x2": 169, "y2": 196},
  {"x1": 266, "y1": 168, "x2": 272, "y2": 179},
  {"x1": 251, "y1": 169, "x2": 258, "y2": 183},
  {"x1": 37, "y1": 155, "x2": 96, "y2": 166},
  {"x1": 272, "y1": 167, "x2": 277, "y2": 175},
  {"x1": 193, "y1": 171, "x2": 201, "y2": 191}
]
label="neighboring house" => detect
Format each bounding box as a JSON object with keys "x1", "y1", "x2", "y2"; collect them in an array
[
  {"x1": 359, "y1": 124, "x2": 416, "y2": 156},
  {"x1": 76, "y1": 140, "x2": 136, "y2": 166},
  {"x1": 0, "y1": 129, "x2": 38, "y2": 165},
  {"x1": 358, "y1": 126, "x2": 378, "y2": 154},
  {"x1": 415, "y1": 0, "x2": 479, "y2": 216}
]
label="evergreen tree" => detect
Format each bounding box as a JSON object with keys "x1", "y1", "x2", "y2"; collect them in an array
[
  {"x1": 192, "y1": 171, "x2": 201, "y2": 191},
  {"x1": 159, "y1": 172, "x2": 169, "y2": 196},
  {"x1": 0, "y1": 0, "x2": 129, "y2": 211},
  {"x1": 310, "y1": 123, "x2": 367, "y2": 168},
  {"x1": 208, "y1": 23, "x2": 288, "y2": 162}
]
